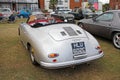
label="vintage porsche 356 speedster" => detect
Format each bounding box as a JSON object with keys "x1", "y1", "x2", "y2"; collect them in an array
[{"x1": 18, "y1": 14, "x2": 104, "y2": 69}]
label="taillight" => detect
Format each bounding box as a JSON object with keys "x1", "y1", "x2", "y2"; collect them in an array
[
  {"x1": 96, "y1": 46, "x2": 103, "y2": 54},
  {"x1": 48, "y1": 53, "x2": 59, "y2": 58}
]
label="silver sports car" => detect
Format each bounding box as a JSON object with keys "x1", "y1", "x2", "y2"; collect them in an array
[{"x1": 18, "y1": 14, "x2": 104, "y2": 69}]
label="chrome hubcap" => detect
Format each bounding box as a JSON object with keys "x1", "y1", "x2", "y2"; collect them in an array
[{"x1": 113, "y1": 33, "x2": 120, "y2": 48}]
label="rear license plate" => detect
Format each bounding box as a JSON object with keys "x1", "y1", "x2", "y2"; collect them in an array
[{"x1": 71, "y1": 42, "x2": 86, "y2": 55}]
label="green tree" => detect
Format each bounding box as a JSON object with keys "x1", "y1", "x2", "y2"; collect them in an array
[
  {"x1": 103, "y1": 3, "x2": 109, "y2": 12},
  {"x1": 49, "y1": 0, "x2": 58, "y2": 11}
]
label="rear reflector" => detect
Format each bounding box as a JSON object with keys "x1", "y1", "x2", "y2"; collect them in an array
[
  {"x1": 99, "y1": 50, "x2": 103, "y2": 54},
  {"x1": 96, "y1": 46, "x2": 103, "y2": 54},
  {"x1": 53, "y1": 59, "x2": 57, "y2": 62}
]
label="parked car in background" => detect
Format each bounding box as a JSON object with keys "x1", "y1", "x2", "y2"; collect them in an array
[
  {"x1": 62, "y1": 9, "x2": 72, "y2": 13},
  {"x1": 95, "y1": 11, "x2": 103, "y2": 15},
  {"x1": 51, "y1": 13, "x2": 74, "y2": 23},
  {"x1": 69, "y1": 8, "x2": 97, "y2": 20},
  {"x1": 31, "y1": 9, "x2": 43, "y2": 15},
  {"x1": 78, "y1": 10, "x2": 120, "y2": 49},
  {"x1": 0, "y1": 8, "x2": 12, "y2": 18},
  {"x1": 82, "y1": 8, "x2": 98, "y2": 18},
  {"x1": 18, "y1": 14, "x2": 103, "y2": 69},
  {"x1": 50, "y1": 9, "x2": 72, "y2": 15},
  {"x1": 55, "y1": 9, "x2": 72, "y2": 14},
  {"x1": 51, "y1": 9, "x2": 74, "y2": 23},
  {"x1": 50, "y1": 11, "x2": 55, "y2": 15},
  {"x1": 17, "y1": 9, "x2": 31, "y2": 18},
  {"x1": 0, "y1": 8, "x2": 13, "y2": 22}
]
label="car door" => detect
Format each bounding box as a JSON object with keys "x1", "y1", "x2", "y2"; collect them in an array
[{"x1": 89, "y1": 12, "x2": 114, "y2": 37}]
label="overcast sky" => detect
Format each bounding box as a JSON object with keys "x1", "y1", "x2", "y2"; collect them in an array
[{"x1": 99, "y1": 0, "x2": 109, "y2": 4}]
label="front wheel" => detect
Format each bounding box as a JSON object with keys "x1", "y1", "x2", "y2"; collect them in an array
[{"x1": 112, "y1": 32, "x2": 120, "y2": 49}]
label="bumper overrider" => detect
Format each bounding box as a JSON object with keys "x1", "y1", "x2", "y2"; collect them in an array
[{"x1": 40, "y1": 52, "x2": 104, "y2": 69}]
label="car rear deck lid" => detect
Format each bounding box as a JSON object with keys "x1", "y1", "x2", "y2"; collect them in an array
[{"x1": 49, "y1": 26, "x2": 87, "y2": 41}]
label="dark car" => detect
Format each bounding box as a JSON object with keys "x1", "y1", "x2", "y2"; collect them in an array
[
  {"x1": 69, "y1": 8, "x2": 97, "y2": 20},
  {"x1": 51, "y1": 13, "x2": 74, "y2": 23},
  {"x1": 77, "y1": 10, "x2": 120, "y2": 49},
  {"x1": 82, "y1": 8, "x2": 98, "y2": 18},
  {"x1": 51, "y1": 9, "x2": 75, "y2": 23}
]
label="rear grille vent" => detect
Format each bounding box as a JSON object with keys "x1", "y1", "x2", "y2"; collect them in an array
[
  {"x1": 63, "y1": 27, "x2": 78, "y2": 36},
  {"x1": 76, "y1": 30, "x2": 81, "y2": 34},
  {"x1": 60, "y1": 31, "x2": 66, "y2": 36}
]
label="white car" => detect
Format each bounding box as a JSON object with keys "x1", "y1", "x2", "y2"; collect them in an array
[
  {"x1": 18, "y1": 14, "x2": 104, "y2": 69},
  {"x1": 0, "y1": 8, "x2": 12, "y2": 18},
  {"x1": 31, "y1": 9, "x2": 43, "y2": 15}
]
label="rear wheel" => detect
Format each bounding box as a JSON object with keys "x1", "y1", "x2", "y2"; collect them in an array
[
  {"x1": 112, "y1": 32, "x2": 120, "y2": 49},
  {"x1": 28, "y1": 45, "x2": 38, "y2": 65}
]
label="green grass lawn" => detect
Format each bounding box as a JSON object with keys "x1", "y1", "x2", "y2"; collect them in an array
[{"x1": 0, "y1": 19, "x2": 120, "y2": 80}]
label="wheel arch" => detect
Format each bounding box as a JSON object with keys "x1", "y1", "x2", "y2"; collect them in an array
[
  {"x1": 77, "y1": 22, "x2": 85, "y2": 29},
  {"x1": 77, "y1": 22, "x2": 83, "y2": 25},
  {"x1": 26, "y1": 42, "x2": 39, "y2": 65},
  {"x1": 18, "y1": 28, "x2": 20, "y2": 36},
  {"x1": 111, "y1": 31, "x2": 120, "y2": 39},
  {"x1": 27, "y1": 42, "x2": 31, "y2": 50}
]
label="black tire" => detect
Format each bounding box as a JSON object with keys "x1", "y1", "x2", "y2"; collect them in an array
[
  {"x1": 28, "y1": 45, "x2": 38, "y2": 65},
  {"x1": 112, "y1": 32, "x2": 120, "y2": 49}
]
